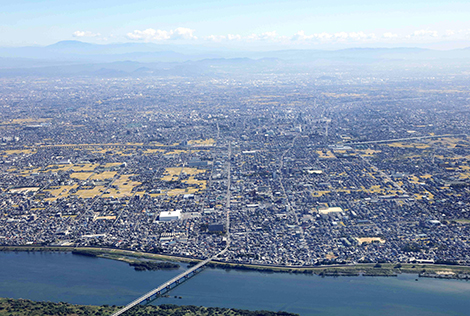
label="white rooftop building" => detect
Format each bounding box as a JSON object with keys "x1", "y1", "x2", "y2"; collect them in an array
[{"x1": 159, "y1": 209, "x2": 181, "y2": 222}]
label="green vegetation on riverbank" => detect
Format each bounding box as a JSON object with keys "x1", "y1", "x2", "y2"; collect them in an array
[
  {"x1": 2, "y1": 246, "x2": 470, "y2": 278},
  {"x1": 71, "y1": 249, "x2": 180, "y2": 271},
  {"x1": 0, "y1": 298, "x2": 298, "y2": 316}
]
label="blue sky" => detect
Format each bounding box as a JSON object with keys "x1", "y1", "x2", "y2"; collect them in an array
[{"x1": 2, "y1": 0, "x2": 470, "y2": 49}]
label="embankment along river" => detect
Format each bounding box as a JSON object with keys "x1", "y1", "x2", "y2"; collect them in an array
[{"x1": 1, "y1": 251, "x2": 470, "y2": 316}]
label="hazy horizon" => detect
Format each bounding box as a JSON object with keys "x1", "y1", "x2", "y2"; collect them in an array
[
  {"x1": 2, "y1": 0, "x2": 470, "y2": 50},
  {"x1": 2, "y1": 39, "x2": 470, "y2": 51}
]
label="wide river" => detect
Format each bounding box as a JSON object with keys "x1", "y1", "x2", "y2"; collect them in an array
[{"x1": 1, "y1": 252, "x2": 470, "y2": 315}]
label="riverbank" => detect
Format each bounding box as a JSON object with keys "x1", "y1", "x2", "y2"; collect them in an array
[
  {"x1": 2, "y1": 245, "x2": 470, "y2": 279},
  {"x1": 0, "y1": 298, "x2": 298, "y2": 316}
]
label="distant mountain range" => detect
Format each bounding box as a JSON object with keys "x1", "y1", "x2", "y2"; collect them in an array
[{"x1": 0, "y1": 40, "x2": 469, "y2": 77}]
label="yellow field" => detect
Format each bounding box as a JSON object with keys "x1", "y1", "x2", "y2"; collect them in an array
[
  {"x1": 166, "y1": 187, "x2": 200, "y2": 196},
  {"x1": 161, "y1": 167, "x2": 182, "y2": 181},
  {"x1": 45, "y1": 164, "x2": 73, "y2": 172},
  {"x1": 70, "y1": 172, "x2": 94, "y2": 180},
  {"x1": 408, "y1": 175, "x2": 422, "y2": 184},
  {"x1": 182, "y1": 177, "x2": 207, "y2": 192},
  {"x1": 167, "y1": 188, "x2": 188, "y2": 196},
  {"x1": 428, "y1": 137, "x2": 469, "y2": 149},
  {"x1": 357, "y1": 149, "x2": 382, "y2": 156},
  {"x1": 143, "y1": 149, "x2": 165, "y2": 154},
  {"x1": 148, "y1": 141, "x2": 166, "y2": 146},
  {"x1": 103, "y1": 162, "x2": 123, "y2": 168},
  {"x1": 458, "y1": 173, "x2": 470, "y2": 180},
  {"x1": 316, "y1": 150, "x2": 336, "y2": 159},
  {"x1": 73, "y1": 186, "x2": 106, "y2": 199},
  {"x1": 158, "y1": 167, "x2": 208, "y2": 196},
  {"x1": 188, "y1": 138, "x2": 216, "y2": 146},
  {"x1": 387, "y1": 142, "x2": 430, "y2": 149},
  {"x1": 161, "y1": 167, "x2": 206, "y2": 185},
  {"x1": 91, "y1": 148, "x2": 110, "y2": 154},
  {"x1": 102, "y1": 174, "x2": 141, "y2": 198},
  {"x1": 1, "y1": 149, "x2": 35, "y2": 157},
  {"x1": 182, "y1": 168, "x2": 206, "y2": 175},
  {"x1": 1, "y1": 118, "x2": 51, "y2": 125},
  {"x1": 44, "y1": 184, "x2": 78, "y2": 201},
  {"x1": 71, "y1": 164, "x2": 98, "y2": 172},
  {"x1": 19, "y1": 167, "x2": 41, "y2": 176},
  {"x1": 90, "y1": 171, "x2": 117, "y2": 180},
  {"x1": 159, "y1": 167, "x2": 208, "y2": 194},
  {"x1": 414, "y1": 190, "x2": 434, "y2": 200},
  {"x1": 366, "y1": 187, "x2": 402, "y2": 195}
]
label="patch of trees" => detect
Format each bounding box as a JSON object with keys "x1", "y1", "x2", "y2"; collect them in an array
[
  {"x1": 71, "y1": 250, "x2": 97, "y2": 257},
  {"x1": 129, "y1": 261, "x2": 179, "y2": 271},
  {"x1": 434, "y1": 260, "x2": 459, "y2": 265},
  {"x1": 0, "y1": 299, "x2": 300, "y2": 316}
]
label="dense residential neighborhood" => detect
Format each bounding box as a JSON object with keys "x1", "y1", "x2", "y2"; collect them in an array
[{"x1": 1, "y1": 73, "x2": 470, "y2": 267}]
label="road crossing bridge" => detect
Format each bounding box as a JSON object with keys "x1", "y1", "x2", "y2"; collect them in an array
[{"x1": 110, "y1": 249, "x2": 227, "y2": 316}]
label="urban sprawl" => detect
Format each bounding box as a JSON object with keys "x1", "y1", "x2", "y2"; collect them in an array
[{"x1": 1, "y1": 73, "x2": 470, "y2": 267}]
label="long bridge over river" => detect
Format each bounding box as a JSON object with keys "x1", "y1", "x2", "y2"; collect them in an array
[{"x1": 110, "y1": 248, "x2": 227, "y2": 316}]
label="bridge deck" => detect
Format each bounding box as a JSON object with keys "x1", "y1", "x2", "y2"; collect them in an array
[{"x1": 110, "y1": 250, "x2": 225, "y2": 316}]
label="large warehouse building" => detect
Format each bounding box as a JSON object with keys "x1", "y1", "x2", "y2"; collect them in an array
[{"x1": 159, "y1": 209, "x2": 181, "y2": 222}]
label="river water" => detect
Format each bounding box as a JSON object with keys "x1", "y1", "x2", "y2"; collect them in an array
[{"x1": 1, "y1": 252, "x2": 470, "y2": 315}]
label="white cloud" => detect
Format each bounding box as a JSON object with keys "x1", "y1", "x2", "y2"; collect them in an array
[
  {"x1": 247, "y1": 31, "x2": 279, "y2": 41},
  {"x1": 443, "y1": 30, "x2": 456, "y2": 37},
  {"x1": 124, "y1": 28, "x2": 459, "y2": 45},
  {"x1": 171, "y1": 27, "x2": 197, "y2": 40},
  {"x1": 382, "y1": 32, "x2": 398, "y2": 39},
  {"x1": 204, "y1": 35, "x2": 226, "y2": 42},
  {"x1": 127, "y1": 29, "x2": 169, "y2": 40},
  {"x1": 127, "y1": 27, "x2": 197, "y2": 41},
  {"x1": 291, "y1": 31, "x2": 374, "y2": 42},
  {"x1": 260, "y1": 31, "x2": 278, "y2": 40},
  {"x1": 204, "y1": 34, "x2": 243, "y2": 42},
  {"x1": 407, "y1": 30, "x2": 438, "y2": 38},
  {"x1": 334, "y1": 32, "x2": 349, "y2": 40},
  {"x1": 246, "y1": 33, "x2": 258, "y2": 40},
  {"x1": 291, "y1": 31, "x2": 315, "y2": 41},
  {"x1": 314, "y1": 32, "x2": 333, "y2": 41},
  {"x1": 227, "y1": 34, "x2": 242, "y2": 41},
  {"x1": 73, "y1": 31, "x2": 101, "y2": 38},
  {"x1": 348, "y1": 31, "x2": 375, "y2": 40}
]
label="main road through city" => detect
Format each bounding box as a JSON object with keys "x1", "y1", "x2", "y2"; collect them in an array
[{"x1": 110, "y1": 142, "x2": 232, "y2": 316}]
